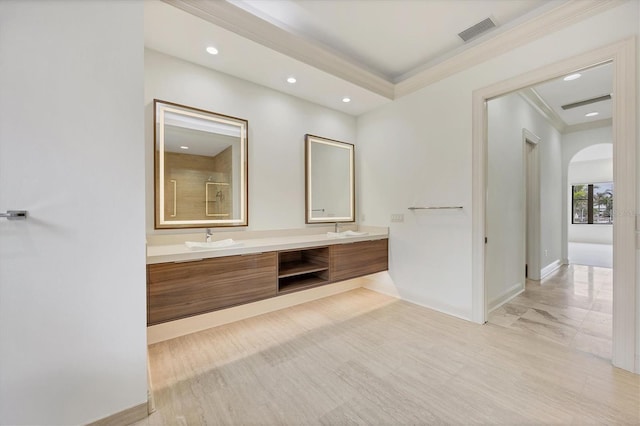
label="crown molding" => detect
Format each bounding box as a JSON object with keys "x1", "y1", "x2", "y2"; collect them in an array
[
  {"x1": 563, "y1": 117, "x2": 612, "y2": 133},
  {"x1": 518, "y1": 87, "x2": 566, "y2": 133},
  {"x1": 395, "y1": 0, "x2": 625, "y2": 98},
  {"x1": 162, "y1": 0, "x2": 395, "y2": 100},
  {"x1": 518, "y1": 88, "x2": 613, "y2": 134}
]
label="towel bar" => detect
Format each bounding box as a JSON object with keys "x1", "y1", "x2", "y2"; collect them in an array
[
  {"x1": 0, "y1": 210, "x2": 27, "y2": 220},
  {"x1": 407, "y1": 206, "x2": 463, "y2": 210}
]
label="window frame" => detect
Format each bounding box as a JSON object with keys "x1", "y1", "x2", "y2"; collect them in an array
[{"x1": 571, "y1": 182, "x2": 613, "y2": 225}]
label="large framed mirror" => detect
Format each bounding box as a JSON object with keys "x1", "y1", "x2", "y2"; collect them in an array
[
  {"x1": 154, "y1": 100, "x2": 248, "y2": 229},
  {"x1": 305, "y1": 134, "x2": 355, "y2": 224}
]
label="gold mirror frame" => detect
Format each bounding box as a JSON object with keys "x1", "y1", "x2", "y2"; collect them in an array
[
  {"x1": 154, "y1": 99, "x2": 248, "y2": 229},
  {"x1": 305, "y1": 134, "x2": 355, "y2": 224}
]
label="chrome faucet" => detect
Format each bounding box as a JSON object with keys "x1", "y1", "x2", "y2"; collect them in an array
[
  {"x1": 206, "y1": 228, "x2": 213, "y2": 243},
  {"x1": 334, "y1": 222, "x2": 340, "y2": 233}
]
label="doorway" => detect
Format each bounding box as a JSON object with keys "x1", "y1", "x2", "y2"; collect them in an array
[
  {"x1": 524, "y1": 131, "x2": 540, "y2": 281},
  {"x1": 485, "y1": 64, "x2": 615, "y2": 361},
  {"x1": 472, "y1": 38, "x2": 637, "y2": 372},
  {"x1": 567, "y1": 143, "x2": 614, "y2": 268}
]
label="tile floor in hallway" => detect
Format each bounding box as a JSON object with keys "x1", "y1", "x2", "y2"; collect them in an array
[{"x1": 488, "y1": 264, "x2": 612, "y2": 360}]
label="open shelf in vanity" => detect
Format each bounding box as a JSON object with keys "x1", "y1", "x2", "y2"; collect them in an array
[{"x1": 277, "y1": 247, "x2": 330, "y2": 294}]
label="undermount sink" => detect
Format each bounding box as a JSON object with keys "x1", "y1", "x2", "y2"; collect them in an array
[
  {"x1": 185, "y1": 239, "x2": 244, "y2": 250},
  {"x1": 327, "y1": 230, "x2": 369, "y2": 238}
]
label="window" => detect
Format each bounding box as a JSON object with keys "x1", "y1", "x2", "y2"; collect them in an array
[{"x1": 572, "y1": 182, "x2": 613, "y2": 224}]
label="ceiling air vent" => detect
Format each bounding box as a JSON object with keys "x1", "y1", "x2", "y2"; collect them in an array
[
  {"x1": 561, "y1": 94, "x2": 612, "y2": 110},
  {"x1": 458, "y1": 17, "x2": 496, "y2": 42}
]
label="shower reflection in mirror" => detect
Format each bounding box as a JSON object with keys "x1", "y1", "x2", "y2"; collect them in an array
[{"x1": 154, "y1": 100, "x2": 248, "y2": 229}]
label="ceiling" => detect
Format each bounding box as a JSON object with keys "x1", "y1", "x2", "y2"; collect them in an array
[
  {"x1": 164, "y1": 125, "x2": 236, "y2": 157},
  {"x1": 522, "y1": 61, "x2": 612, "y2": 130},
  {"x1": 145, "y1": 0, "x2": 614, "y2": 124},
  {"x1": 227, "y1": 0, "x2": 547, "y2": 81}
]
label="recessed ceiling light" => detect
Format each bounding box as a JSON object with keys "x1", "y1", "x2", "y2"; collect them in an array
[
  {"x1": 287, "y1": 77, "x2": 297, "y2": 84},
  {"x1": 563, "y1": 73, "x2": 581, "y2": 81},
  {"x1": 180, "y1": 145, "x2": 189, "y2": 150},
  {"x1": 206, "y1": 46, "x2": 219, "y2": 55},
  {"x1": 585, "y1": 112, "x2": 599, "y2": 117},
  {"x1": 342, "y1": 97, "x2": 351, "y2": 103}
]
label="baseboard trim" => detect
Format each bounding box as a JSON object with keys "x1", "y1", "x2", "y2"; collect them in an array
[
  {"x1": 488, "y1": 283, "x2": 524, "y2": 312},
  {"x1": 363, "y1": 282, "x2": 400, "y2": 299},
  {"x1": 540, "y1": 259, "x2": 563, "y2": 279},
  {"x1": 393, "y1": 287, "x2": 471, "y2": 321},
  {"x1": 87, "y1": 402, "x2": 148, "y2": 426},
  {"x1": 147, "y1": 278, "x2": 364, "y2": 344},
  {"x1": 361, "y1": 271, "x2": 401, "y2": 299}
]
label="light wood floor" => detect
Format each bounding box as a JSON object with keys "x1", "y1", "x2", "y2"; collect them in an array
[
  {"x1": 139, "y1": 288, "x2": 639, "y2": 425},
  {"x1": 489, "y1": 264, "x2": 613, "y2": 360}
]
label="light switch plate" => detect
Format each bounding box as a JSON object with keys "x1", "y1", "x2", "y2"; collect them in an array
[{"x1": 391, "y1": 214, "x2": 404, "y2": 223}]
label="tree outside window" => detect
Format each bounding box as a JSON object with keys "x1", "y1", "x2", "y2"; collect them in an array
[{"x1": 572, "y1": 182, "x2": 613, "y2": 224}]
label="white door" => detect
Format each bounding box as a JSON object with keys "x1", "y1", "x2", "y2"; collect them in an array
[{"x1": 0, "y1": 2, "x2": 147, "y2": 424}]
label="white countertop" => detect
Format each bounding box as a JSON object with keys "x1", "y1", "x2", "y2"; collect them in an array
[{"x1": 146, "y1": 226, "x2": 388, "y2": 264}]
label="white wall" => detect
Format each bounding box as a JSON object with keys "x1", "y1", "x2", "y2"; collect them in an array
[
  {"x1": 562, "y1": 129, "x2": 613, "y2": 251},
  {"x1": 0, "y1": 1, "x2": 147, "y2": 425},
  {"x1": 145, "y1": 49, "x2": 357, "y2": 233},
  {"x1": 358, "y1": 1, "x2": 639, "y2": 321},
  {"x1": 485, "y1": 93, "x2": 562, "y2": 309},
  {"x1": 357, "y1": 81, "x2": 473, "y2": 317},
  {"x1": 568, "y1": 158, "x2": 612, "y2": 184}
]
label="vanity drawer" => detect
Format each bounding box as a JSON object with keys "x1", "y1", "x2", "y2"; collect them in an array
[
  {"x1": 330, "y1": 239, "x2": 388, "y2": 282},
  {"x1": 147, "y1": 252, "x2": 277, "y2": 325}
]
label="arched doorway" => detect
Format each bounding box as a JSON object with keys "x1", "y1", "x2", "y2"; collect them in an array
[{"x1": 566, "y1": 143, "x2": 613, "y2": 267}]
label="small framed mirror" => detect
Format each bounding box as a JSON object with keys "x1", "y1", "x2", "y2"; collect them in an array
[
  {"x1": 305, "y1": 134, "x2": 355, "y2": 224},
  {"x1": 154, "y1": 100, "x2": 248, "y2": 229}
]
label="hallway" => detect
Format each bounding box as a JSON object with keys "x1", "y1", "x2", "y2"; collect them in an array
[{"x1": 488, "y1": 265, "x2": 612, "y2": 360}]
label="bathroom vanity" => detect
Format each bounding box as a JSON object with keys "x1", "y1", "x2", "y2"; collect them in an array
[
  {"x1": 146, "y1": 228, "x2": 388, "y2": 326},
  {"x1": 148, "y1": 101, "x2": 384, "y2": 330}
]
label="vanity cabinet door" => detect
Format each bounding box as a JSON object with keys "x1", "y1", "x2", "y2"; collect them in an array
[
  {"x1": 330, "y1": 239, "x2": 388, "y2": 282},
  {"x1": 147, "y1": 252, "x2": 277, "y2": 325}
]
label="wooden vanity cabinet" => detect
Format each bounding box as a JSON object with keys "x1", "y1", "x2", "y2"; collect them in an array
[
  {"x1": 330, "y1": 239, "x2": 388, "y2": 282},
  {"x1": 147, "y1": 252, "x2": 277, "y2": 325},
  {"x1": 147, "y1": 238, "x2": 389, "y2": 326}
]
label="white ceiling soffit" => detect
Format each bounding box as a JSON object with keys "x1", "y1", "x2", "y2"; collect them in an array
[
  {"x1": 160, "y1": 0, "x2": 394, "y2": 99},
  {"x1": 145, "y1": 1, "x2": 392, "y2": 116},
  {"x1": 156, "y1": 0, "x2": 622, "y2": 114},
  {"x1": 227, "y1": 0, "x2": 542, "y2": 80}
]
